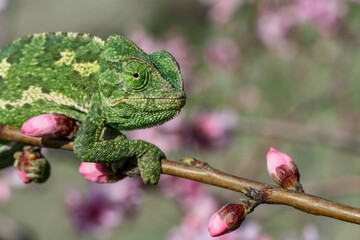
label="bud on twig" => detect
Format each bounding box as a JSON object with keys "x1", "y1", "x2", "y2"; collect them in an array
[
  {"x1": 266, "y1": 147, "x2": 303, "y2": 192},
  {"x1": 79, "y1": 162, "x2": 125, "y2": 183},
  {"x1": 208, "y1": 200, "x2": 255, "y2": 237},
  {"x1": 13, "y1": 146, "x2": 50, "y2": 183},
  {"x1": 21, "y1": 114, "x2": 77, "y2": 139}
]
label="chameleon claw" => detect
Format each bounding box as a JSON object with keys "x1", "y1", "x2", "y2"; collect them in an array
[
  {"x1": 111, "y1": 163, "x2": 119, "y2": 174},
  {"x1": 137, "y1": 145, "x2": 164, "y2": 185}
]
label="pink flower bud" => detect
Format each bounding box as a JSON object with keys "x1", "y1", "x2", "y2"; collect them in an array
[
  {"x1": 17, "y1": 170, "x2": 32, "y2": 184},
  {"x1": 79, "y1": 162, "x2": 124, "y2": 183},
  {"x1": 14, "y1": 146, "x2": 50, "y2": 184},
  {"x1": 266, "y1": 147, "x2": 302, "y2": 191},
  {"x1": 208, "y1": 211, "x2": 229, "y2": 237},
  {"x1": 208, "y1": 202, "x2": 250, "y2": 237},
  {"x1": 21, "y1": 114, "x2": 76, "y2": 138}
]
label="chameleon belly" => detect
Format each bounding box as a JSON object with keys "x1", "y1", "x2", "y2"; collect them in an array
[{"x1": 0, "y1": 32, "x2": 104, "y2": 127}]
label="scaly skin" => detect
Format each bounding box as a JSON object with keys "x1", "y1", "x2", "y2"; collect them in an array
[{"x1": 0, "y1": 32, "x2": 186, "y2": 184}]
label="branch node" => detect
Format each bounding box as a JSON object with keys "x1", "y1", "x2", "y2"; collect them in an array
[
  {"x1": 243, "y1": 187, "x2": 270, "y2": 203},
  {"x1": 180, "y1": 157, "x2": 210, "y2": 168}
]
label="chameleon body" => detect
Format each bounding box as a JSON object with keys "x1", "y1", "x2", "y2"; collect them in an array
[{"x1": 0, "y1": 32, "x2": 186, "y2": 184}]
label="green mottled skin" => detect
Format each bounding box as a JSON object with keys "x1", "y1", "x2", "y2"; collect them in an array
[{"x1": 0, "y1": 32, "x2": 186, "y2": 184}]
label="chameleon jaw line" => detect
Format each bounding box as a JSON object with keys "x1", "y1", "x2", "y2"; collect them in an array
[{"x1": 107, "y1": 97, "x2": 186, "y2": 107}]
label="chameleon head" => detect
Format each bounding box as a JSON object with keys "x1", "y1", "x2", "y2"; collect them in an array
[{"x1": 98, "y1": 36, "x2": 186, "y2": 130}]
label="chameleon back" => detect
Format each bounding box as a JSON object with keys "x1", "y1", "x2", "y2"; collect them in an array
[{"x1": 0, "y1": 32, "x2": 104, "y2": 128}]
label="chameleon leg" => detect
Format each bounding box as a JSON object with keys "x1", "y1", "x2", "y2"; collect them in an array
[{"x1": 73, "y1": 104, "x2": 165, "y2": 184}]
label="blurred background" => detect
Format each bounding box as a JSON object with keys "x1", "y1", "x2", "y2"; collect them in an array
[{"x1": 0, "y1": 0, "x2": 360, "y2": 239}]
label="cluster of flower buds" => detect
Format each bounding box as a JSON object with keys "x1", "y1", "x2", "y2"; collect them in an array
[
  {"x1": 13, "y1": 146, "x2": 50, "y2": 184},
  {"x1": 207, "y1": 147, "x2": 303, "y2": 238},
  {"x1": 21, "y1": 113, "x2": 78, "y2": 139},
  {"x1": 208, "y1": 200, "x2": 255, "y2": 237},
  {"x1": 266, "y1": 147, "x2": 303, "y2": 192}
]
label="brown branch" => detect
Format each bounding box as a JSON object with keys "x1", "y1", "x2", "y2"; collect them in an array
[{"x1": 1, "y1": 124, "x2": 360, "y2": 225}]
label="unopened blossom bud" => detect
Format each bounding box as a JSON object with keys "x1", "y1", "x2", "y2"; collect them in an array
[
  {"x1": 208, "y1": 201, "x2": 253, "y2": 237},
  {"x1": 79, "y1": 162, "x2": 125, "y2": 183},
  {"x1": 14, "y1": 146, "x2": 50, "y2": 184},
  {"x1": 21, "y1": 114, "x2": 77, "y2": 138},
  {"x1": 266, "y1": 147, "x2": 303, "y2": 191}
]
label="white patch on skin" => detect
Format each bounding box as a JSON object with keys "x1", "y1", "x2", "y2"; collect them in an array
[
  {"x1": 0, "y1": 58, "x2": 11, "y2": 78},
  {"x1": 73, "y1": 61, "x2": 100, "y2": 77},
  {"x1": 0, "y1": 86, "x2": 90, "y2": 113},
  {"x1": 55, "y1": 50, "x2": 75, "y2": 66}
]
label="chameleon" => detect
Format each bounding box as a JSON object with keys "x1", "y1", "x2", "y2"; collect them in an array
[{"x1": 0, "y1": 32, "x2": 186, "y2": 184}]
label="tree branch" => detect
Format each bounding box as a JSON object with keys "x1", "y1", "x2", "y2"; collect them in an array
[{"x1": 1, "y1": 123, "x2": 360, "y2": 225}]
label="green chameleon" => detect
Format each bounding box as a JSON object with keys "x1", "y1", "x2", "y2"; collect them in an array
[{"x1": 0, "y1": 32, "x2": 186, "y2": 184}]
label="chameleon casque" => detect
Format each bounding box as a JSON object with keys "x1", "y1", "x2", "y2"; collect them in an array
[{"x1": 0, "y1": 32, "x2": 186, "y2": 184}]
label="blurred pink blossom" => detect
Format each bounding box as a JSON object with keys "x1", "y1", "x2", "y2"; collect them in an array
[
  {"x1": 257, "y1": 10, "x2": 297, "y2": 56},
  {"x1": 126, "y1": 115, "x2": 185, "y2": 153},
  {"x1": 0, "y1": 0, "x2": 7, "y2": 12},
  {"x1": 257, "y1": 0, "x2": 347, "y2": 57},
  {"x1": 167, "y1": 196, "x2": 219, "y2": 240},
  {"x1": 65, "y1": 187, "x2": 120, "y2": 238},
  {"x1": 186, "y1": 110, "x2": 238, "y2": 149},
  {"x1": 204, "y1": 38, "x2": 240, "y2": 69},
  {"x1": 160, "y1": 174, "x2": 219, "y2": 239},
  {"x1": 128, "y1": 110, "x2": 238, "y2": 152},
  {"x1": 159, "y1": 175, "x2": 208, "y2": 209},
  {"x1": 302, "y1": 224, "x2": 320, "y2": 240},
  {"x1": 65, "y1": 178, "x2": 142, "y2": 238},
  {"x1": 208, "y1": 0, "x2": 245, "y2": 24},
  {"x1": 98, "y1": 178, "x2": 143, "y2": 215},
  {"x1": 0, "y1": 179, "x2": 10, "y2": 204},
  {"x1": 296, "y1": 0, "x2": 347, "y2": 34},
  {"x1": 1, "y1": 167, "x2": 27, "y2": 188}
]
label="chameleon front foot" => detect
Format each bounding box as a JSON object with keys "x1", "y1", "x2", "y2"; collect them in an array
[{"x1": 136, "y1": 143, "x2": 165, "y2": 185}]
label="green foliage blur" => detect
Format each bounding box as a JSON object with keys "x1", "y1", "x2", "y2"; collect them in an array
[{"x1": 1, "y1": 0, "x2": 360, "y2": 239}]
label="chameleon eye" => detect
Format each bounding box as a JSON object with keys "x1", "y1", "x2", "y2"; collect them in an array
[{"x1": 123, "y1": 61, "x2": 149, "y2": 90}]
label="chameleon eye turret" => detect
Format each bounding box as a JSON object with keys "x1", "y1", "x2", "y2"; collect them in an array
[
  {"x1": 123, "y1": 61, "x2": 149, "y2": 90},
  {"x1": 0, "y1": 32, "x2": 186, "y2": 184}
]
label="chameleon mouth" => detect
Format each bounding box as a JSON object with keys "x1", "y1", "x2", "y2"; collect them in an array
[{"x1": 108, "y1": 96, "x2": 186, "y2": 109}]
